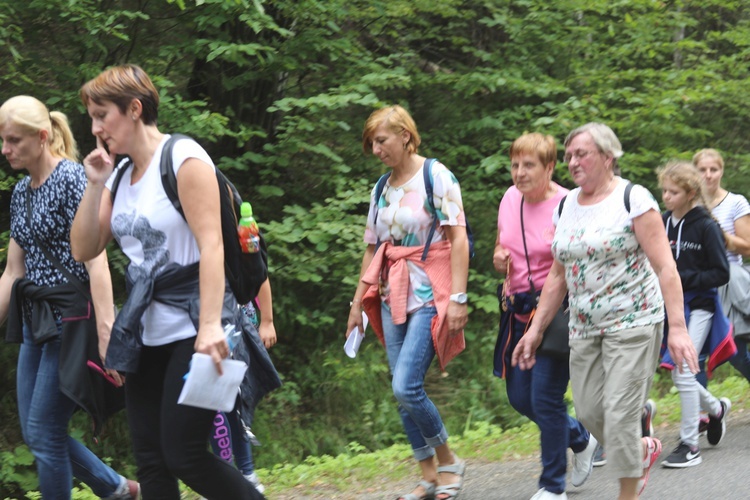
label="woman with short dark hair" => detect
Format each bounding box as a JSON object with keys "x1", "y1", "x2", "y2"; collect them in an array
[{"x1": 71, "y1": 64, "x2": 263, "y2": 499}]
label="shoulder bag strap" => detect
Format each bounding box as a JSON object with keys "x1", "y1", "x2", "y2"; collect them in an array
[
  {"x1": 519, "y1": 197, "x2": 537, "y2": 296},
  {"x1": 25, "y1": 193, "x2": 92, "y2": 301}
]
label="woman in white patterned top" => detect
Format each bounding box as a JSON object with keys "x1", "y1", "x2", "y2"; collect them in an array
[{"x1": 512, "y1": 123, "x2": 698, "y2": 500}]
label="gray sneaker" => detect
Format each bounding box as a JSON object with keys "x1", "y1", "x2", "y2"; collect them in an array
[{"x1": 662, "y1": 442, "x2": 702, "y2": 468}]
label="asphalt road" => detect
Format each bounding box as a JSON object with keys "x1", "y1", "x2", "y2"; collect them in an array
[{"x1": 357, "y1": 409, "x2": 749, "y2": 500}]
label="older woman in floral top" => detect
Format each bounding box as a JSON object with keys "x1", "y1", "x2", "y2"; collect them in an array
[{"x1": 512, "y1": 123, "x2": 698, "y2": 500}]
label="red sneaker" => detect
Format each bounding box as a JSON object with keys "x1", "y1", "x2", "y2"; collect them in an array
[{"x1": 637, "y1": 436, "x2": 662, "y2": 495}]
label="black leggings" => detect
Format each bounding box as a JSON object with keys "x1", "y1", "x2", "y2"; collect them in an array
[{"x1": 125, "y1": 337, "x2": 263, "y2": 499}]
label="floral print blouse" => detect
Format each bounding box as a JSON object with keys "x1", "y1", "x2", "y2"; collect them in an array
[
  {"x1": 364, "y1": 160, "x2": 466, "y2": 313},
  {"x1": 552, "y1": 178, "x2": 665, "y2": 338}
]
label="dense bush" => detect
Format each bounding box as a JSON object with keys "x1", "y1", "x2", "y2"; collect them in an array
[{"x1": 3, "y1": 0, "x2": 750, "y2": 482}]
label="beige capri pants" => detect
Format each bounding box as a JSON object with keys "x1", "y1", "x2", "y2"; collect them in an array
[{"x1": 569, "y1": 322, "x2": 663, "y2": 478}]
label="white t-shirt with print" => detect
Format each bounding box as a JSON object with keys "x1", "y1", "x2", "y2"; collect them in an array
[
  {"x1": 363, "y1": 160, "x2": 466, "y2": 313},
  {"x1": 106, "y1": 135, "x2": 215, "y2": 346},
  {"x1": 711, "y1": 191, "x2": 750, "y2": 265},
  {"x1": 552, "y1": 177, "x2": 665, "y2": 338}
]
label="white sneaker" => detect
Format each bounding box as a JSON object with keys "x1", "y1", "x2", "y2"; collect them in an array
[
  {"x1": 530, "y1": 488, "x2": 568, "y2": 499},
  {"x1": 571, "y1": 434, "x2": 598, "y2": 487},
  {"x1": 245, "y1": 472, "x2": 266, "y2": 494}
]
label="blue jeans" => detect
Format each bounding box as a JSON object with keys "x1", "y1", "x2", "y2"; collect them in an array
[
  {"x1": 382, "y1": 305, "x2": 448, "y2": 461},
  {"x1": 505, "y1": 319, "x2": 589, "y2": 494},
  {"x1": 210, "y1": 411, "x2": 254, "y2": 475},
  {"x1": 17, "y1": 323, "x2": 121, "y2": 500}
]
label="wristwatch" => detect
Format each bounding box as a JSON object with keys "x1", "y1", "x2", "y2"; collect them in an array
[{"x1": 449, "y1": 292, "x2": 468, "y2": 304}]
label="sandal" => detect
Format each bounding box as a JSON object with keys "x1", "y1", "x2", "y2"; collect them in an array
[
  {"x1": 435, "y1": 456, "x2": 466, "y2": 500},
  {"x1": 397, "y1": 479, "x2": 436, "y2": 500}
]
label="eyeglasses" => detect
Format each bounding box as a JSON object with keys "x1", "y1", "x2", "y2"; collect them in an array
[{"x1": 563, "y1": 149, "x2": 599, "y2": 163}]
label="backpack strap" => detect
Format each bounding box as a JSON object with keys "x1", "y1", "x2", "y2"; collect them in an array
[
  {"x1": 558, "y1": 181, "x2": 634, "y2": 218},
  {"x1": 421, "y1": 158, "x2": 438, "y2": 261},
  {"x1": 557, "y1": 195, "x2": 567, "y2": 218},
  {"x1": 373, "y1": 171, "x2": 392, "y2": 252},
  {"x1": 624, "y1": 181, "x2": 634, "y2": 213},
  {"x1": 159, "y1": 133, "x2": 192, "y2": 219},
  {"x1": 109, "y1": 156, "x2": 134, "y2": 203}
]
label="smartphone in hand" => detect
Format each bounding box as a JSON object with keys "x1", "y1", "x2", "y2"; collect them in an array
[{"x1": 87, "y1": 360, "x2": 120, "y2": 387}]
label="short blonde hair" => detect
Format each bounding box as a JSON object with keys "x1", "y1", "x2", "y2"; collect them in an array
[
  {"x1": 362, "y1": 105, "x2": 421, "y2": 154},
  {"x1": 509, "y1": 133, "x2": 557, "y2": 166},
  {"x1": 0, "y1": 95, "x2": 78, "y2": 162},
  {"x1": 657, "y1": 160, "x2": 707, "y2": 207}
]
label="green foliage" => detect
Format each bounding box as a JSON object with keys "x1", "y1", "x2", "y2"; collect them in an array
[
  {"x1": 0, "y1": 446, "x2": 37, "y2": 497},
  {"x1": 4, "y1": 0, "x2": 750, "y2": 489}
]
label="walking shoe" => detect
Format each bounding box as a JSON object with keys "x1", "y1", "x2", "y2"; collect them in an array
[
  {"x1": 641, "y1": 399, "x2": 657, "y2": 437},
  {"x1": 245, "y1": 472, "x2": 266, "y2": 494},
  {"x1": 698, "y1": 415, "x2": 709, "y2": 438},
  {"x1": 706, "y1": 398, "x2": 732, "y2": 446},
  {"x1": 530, "y1": 488, "x2": 568, "y2": 499},
  {"x1": 662, "y1": 442, "x2": 702, "y2": 468},
  {"x1": 707, "y1": 397, "x2": 731, "y2": 446},
  {"x1": 637, "y1": 436, "x2": 662, "y2": 496},
  {"x1": 105, "y1": 477, "x2": 140, "y2": 500},
  {"x1": 592, "y1": 444, "x2": 607, "y2": 467},
  {"x1": 571, "y1": 434, "x2": 598, "y2": 487}
]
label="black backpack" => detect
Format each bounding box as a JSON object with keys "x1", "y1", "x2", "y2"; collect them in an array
[
  {"x1": 373, "y1": 158, "x2": 475, "y2": 260},
  {"x1": 110, "y1": 134, "x2": 268, "y2": 304}
]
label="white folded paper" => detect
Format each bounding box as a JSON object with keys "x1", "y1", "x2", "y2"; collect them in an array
[
  {"x1": 344, "y1": 311, "x2": 369, "y2": 358},
  {"x1": 178, "y1": 353, "x2": 248, "y2": 412}
]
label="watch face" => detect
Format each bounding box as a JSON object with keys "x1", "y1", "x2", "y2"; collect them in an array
[{"x1": 452, "y1": 293, "x2": 468, "y2": 304}]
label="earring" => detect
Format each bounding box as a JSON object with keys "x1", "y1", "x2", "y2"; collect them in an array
[{"x1": 132, "y1": 115, "x2": 137, "y2": 121}]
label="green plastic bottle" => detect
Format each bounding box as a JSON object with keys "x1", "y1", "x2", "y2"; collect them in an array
[{"x1": 237, "y1": 202, "x2": 260, "y2": 253}]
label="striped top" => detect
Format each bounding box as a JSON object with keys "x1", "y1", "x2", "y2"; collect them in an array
[{"x1": 711, "y1": 191, "x2": 750, "y2": 265}]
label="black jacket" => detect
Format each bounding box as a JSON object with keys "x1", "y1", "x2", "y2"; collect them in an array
[
  {"x1": 663, "y1": 206, "x2": 730, "y2": 297},
  {"x1": 108, "y1": 261, "x2": 281, "y2": 431},
  {"x1": 6, "y1": 280, "x2": 125, "y2": 437}
]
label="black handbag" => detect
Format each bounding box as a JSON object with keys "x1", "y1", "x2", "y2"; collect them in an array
[
  {"x1": 519, "y1": 197, "x2": 570, "y2": 359},
  {"x1": 529, "y1": 301, "x2": 570, "y2": 359}
]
